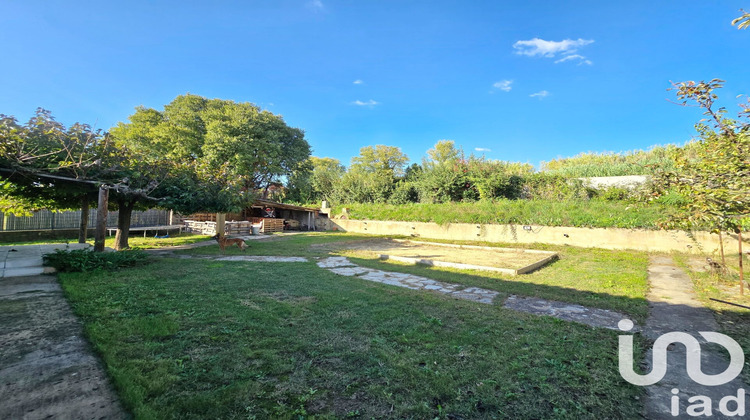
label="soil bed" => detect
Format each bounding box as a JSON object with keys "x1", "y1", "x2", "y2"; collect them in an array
[{"x1": 339, "y1": 239, "x2": 558, "y2": 274}]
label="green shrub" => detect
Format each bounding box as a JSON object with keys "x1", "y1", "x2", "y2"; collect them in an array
[
  {"x1": 44, "y1": 248, "x2": 149, "y2": 273},
  {"x1": 521, "y1": 174, "x2": 590, "y2": 200},
  {"x1": 335, "y1": 199, "x2": 669, "y2": 229},
  {"x1": 598, "y1": 186, "x2": 631, "y2": 201},
  {"x1": 389, "y1": 181, "x2": 419, "y2": 204}
]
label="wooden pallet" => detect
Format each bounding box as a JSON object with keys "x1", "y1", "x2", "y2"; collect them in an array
[
  {"x1": 225, "y1": 221, "x2": 252, "y2": 235},
  {"x1": 250, "y1": 217, "x2": 284, "y2": 233}
]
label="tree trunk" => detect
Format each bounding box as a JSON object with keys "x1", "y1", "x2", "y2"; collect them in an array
[
  {"x1": 718, "y1": 231, "x2": 726, "y2": 265},
  {"x1": 78, "y1": 197, "x2": 89, "y2": 244},
  {"x1": 94, "y1": 187, "x2": 109, "y2": 252},
  {"x1": 216, "y1": 213, "x2": 226, "y2": 239},
  {"x1": 114, "y1": 200, "x2": 135, "y2": 250},
  {"x1": 739, "y1": 229, "x2": 745, "y2": 295}
]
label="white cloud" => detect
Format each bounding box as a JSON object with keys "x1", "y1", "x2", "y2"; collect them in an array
[
  {"x1": 353, "y1": 79, "x2": 363, "y2": 84},
  {"x1": 513, "y1": 38, "x2": 594, "y2": 65},
  {"x1": 554, "y1": 54, "x2": 581, "y2": 63},
  {"x1": 492, "y1": 80, "x2": 513, "y2": 92},
  {"x1": 554, "y1": 54, "x2": 593, "y2": 65},
  {"x1": 513, "y1": 38, "x2": 593, "y2": 57},
  {"x1": 352, "y1": 99, "x2": 379, "y2": 107},
  {"x1": 530, "y1": 90, "x2": 549, "y2": 99},
  {"x1": 308, "y1": 0, "x2": 324, "y2": 11},
  {"x1": 475, "y1": 147, "x2": 492, "y2": 152}
]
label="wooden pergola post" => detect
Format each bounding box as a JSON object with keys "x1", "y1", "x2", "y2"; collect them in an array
[
  {"x1": 94, "y1": 186, "x2": 109, "y2": 252},
  {"x1": 216, "y1": 213, "x2": 226, "y2": 238}
]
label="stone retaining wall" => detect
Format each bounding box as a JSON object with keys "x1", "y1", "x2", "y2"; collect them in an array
[{"x1": 330, "y1": 219, "x2": 747, "y2": 254}]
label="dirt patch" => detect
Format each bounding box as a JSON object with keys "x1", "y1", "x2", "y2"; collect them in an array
[
  {"x1": 255, "y1": 291, "x2": 317, "y2": 304},
  {"x1": 332, "y1": 239, "x2": 553, "y2": 271}
]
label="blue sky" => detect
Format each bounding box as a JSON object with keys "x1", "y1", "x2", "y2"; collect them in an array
[{"x1": 1, "y1": 1, "x2": 748, "y2": 168}]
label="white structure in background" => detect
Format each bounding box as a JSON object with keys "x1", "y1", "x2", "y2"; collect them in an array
[{"x1": 579, "y1": 175, "x2": 650, "y2": 190}]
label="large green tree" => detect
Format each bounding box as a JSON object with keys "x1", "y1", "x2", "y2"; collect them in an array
[
  {"x1": 110, "y1": 94, "x2": 310, "y2": 247},
  {"x1": 112, "y1": 95, "x2": 309, "y2": 193}
]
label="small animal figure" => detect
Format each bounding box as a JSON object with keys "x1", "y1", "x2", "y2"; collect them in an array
[{"x1": 212, "y1": 234, "x2": 248, "y2": 253}]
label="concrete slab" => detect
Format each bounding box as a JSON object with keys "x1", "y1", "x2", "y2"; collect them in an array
[
  {"x1": 2, "y1": 267, "x2": 46, "y2": 278},
  {"x1": 5, "y1": 258, "x2": 44, "y2": 269},
  {"x1": 503, "y1": 295, "x2": 629, "y2": 330},
  {"x1": 641, "y1": 256, "x2": 749, "y2": 419},
  {"x1": 0, "y1": 243, "x2": 90, "y2": 278},
  {"x1": 0, "y1": 275, "x2": 127, "y2": 419}
]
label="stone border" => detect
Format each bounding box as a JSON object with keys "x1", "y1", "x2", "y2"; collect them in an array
[{"x1": 317, "y1": 256, "x2": 632, "y2": 330}]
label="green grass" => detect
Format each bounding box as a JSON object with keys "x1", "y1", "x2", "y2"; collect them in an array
[
  {"x1": 60, "y1": 254, "x2": 645, "y2": 419},
  {"x1": 179, "y1": 232, "x2": 376, "y2": 257},
  {"x1": 340, "y1": 240, "x2": 650, "y2": 322},
  {"x1": 183, "y1": 233, "x2": 650, "y2": 320},
  {"x1": 335, "y1": 200, "x2": 671, "y2": 229},
  {"x1": 0, "y1": 232, "x2": 211, "y2": 249},
  {"x1": 105, "y1": 233, "x2": 212, "y2": 249}
]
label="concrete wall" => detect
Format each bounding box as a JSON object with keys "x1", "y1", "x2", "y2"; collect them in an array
[
  {"x1": 578, "y1": 175, "x2": 650, "y2": 190},
  {"x1": 329, "y1": 219, "x2": 748, "y2": 254}
]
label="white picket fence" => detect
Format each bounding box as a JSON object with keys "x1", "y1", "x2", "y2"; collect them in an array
[{"x1": 0, "y1": 209, "x2": 170, "y2": 231}]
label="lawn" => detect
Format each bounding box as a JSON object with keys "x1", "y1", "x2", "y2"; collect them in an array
[
  {"x1": 261, "y1": 235, "x2": 648, "y2": 322},
  {"x1": 0, "y1": 232, "x2": 211, "y2": 249},
  {"x1": 181, "y1": 233, "x2": 649, "y2": 320},
  {"x1": 59, "y1": 233, "x2": 648, "y2": 419}
]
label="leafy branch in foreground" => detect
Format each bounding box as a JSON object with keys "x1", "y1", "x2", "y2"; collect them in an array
[
  {"x1": 733, "y1": 9, "x2": 750, "y2": 29},
  {"x1": 653, "y1": 79, "x2": 749, "y2": 293}
]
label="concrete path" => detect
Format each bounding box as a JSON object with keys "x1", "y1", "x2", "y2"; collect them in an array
[
  {"x1": 0, "y1": 243, "x2": 90, "y2": 278},
  {"x1": 317, "y1": 256, "x2": 630, "y2": 329},
  {"x1": 0, "y1": 274, "x2": 127, "y2": 420},
  {"x1": 641, "y1": 256, "x2": 748, "y2": 419}
]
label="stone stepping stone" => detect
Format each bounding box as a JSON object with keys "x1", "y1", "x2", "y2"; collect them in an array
[
  {"x1": 216, "y1": 256, "x2": 308, "y2": 263},
  {"x1": 329, "y1": 266, "x2": 374, "y2": 277},
  {"x1": 503, "y1": 295, "x2": 630, "y2": 331},
  {"x1": 316, "y1": 257, "x2": 357, "y2": 268},
  {"x1": 449, "y1": 289, "x2": 499, "y2": 304},
  {"x1": 317, "y1": 256, "x2": 634, "y2": 331}
]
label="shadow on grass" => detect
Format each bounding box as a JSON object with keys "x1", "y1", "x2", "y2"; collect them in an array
[
  {"x1": 177, "y1": 232, "x2": 650, "y2": 322},
  {"x1": 345, "y1": 254, "x2": 649, "y2": 323}
]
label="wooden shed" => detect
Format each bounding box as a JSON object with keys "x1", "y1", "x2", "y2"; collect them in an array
[
  {"x1": 182, "y1": 200, "x2": 320, "y2": 235},
  {"x1": 242, "y1": 199, "x2": 319, "y2": 233}
]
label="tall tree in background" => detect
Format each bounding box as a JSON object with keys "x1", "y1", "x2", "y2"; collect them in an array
[
  {"x1": 310, "y1": 157, "x2": 345, "y2": 202},
  {"x1": 336, "y1": 145, "x2": 408, "y2": 203},
  {"x1": 284, "y1": 157, "x2": 345, "y2": 204},
  {"x1": 417, "y1": 140, "x2": 468, "y2": 202}
]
